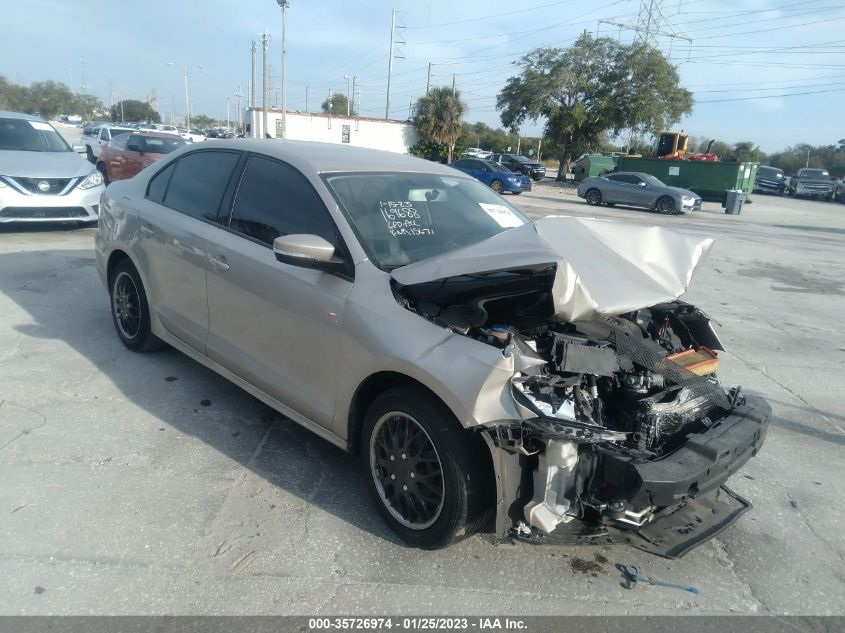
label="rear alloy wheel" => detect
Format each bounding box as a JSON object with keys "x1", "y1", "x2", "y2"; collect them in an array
[
  {"x1": 361, "y1": 387, "x2": 493, "y2": 548},
  {"x1": 585, "y1": 188, "x2": 602, "y2": 206},
  {"x1": 490, "y1": 179, "x2": 503, "y2": 194},
  {"x1": 109, "y1": 260, "x2": 162, "y2": 352},
  {"x1": 655, "y1": 196, "x2": 677, "y2": 214}
]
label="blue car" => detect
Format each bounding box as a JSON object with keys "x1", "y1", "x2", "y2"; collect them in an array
[{"x1": 450, "y1": 158, "x2": 531, "y2": 195}]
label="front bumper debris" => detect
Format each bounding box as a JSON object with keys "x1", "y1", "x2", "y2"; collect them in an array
[{"x1": 598, "y1": 396, "x2": 770, "y2": 509}]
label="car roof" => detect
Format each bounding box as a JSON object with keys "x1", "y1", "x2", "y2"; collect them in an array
[
  {"x1": 195, "y1": 139, "x2": 460, "y2": 176},
  {"x1": 0, "y1": 110, "x2": 46, "y2": 122}
]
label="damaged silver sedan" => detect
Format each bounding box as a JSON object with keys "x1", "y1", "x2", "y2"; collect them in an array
[{"x1": 95, "y1": 141, "x2": 769, "y2": 556}]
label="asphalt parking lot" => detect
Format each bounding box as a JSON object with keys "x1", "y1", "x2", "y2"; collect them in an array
[{"x1": 1, "y1": 178, "x2": 844, "y2": 615}]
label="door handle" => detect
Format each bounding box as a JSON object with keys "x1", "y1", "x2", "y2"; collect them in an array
[
  {"x1": 140, "y1": 223, "x2": 154, "y2": 237},
  {"x1": 210, "y1": 255, "x2": 230, "y2": 272}
]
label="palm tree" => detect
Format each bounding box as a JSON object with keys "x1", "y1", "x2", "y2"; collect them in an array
[{"x1": 413, "y1": 86, "x2": 466, "y2": 163}]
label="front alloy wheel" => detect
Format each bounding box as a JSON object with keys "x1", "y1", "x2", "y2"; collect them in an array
[
  {"x1": 585, "y1": 188, "x2": 602, "y2": 206},
  {"x1": 361, "y1": 387, "x2": 493, "y2": 548},
  {"x1": 655, "y1": 196, "x2": 676, "y2": 214},
  {"x1": 491, "y1": 180, "x2": 503, "y2": 194},
  {"x1": 370, "y1": 412, "x2": 445, "y2": 530}
]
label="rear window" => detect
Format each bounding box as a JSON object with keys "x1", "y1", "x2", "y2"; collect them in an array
[
  {"x1": 141, "y1": 136, "x2": 187, "y2": 154},
  {"x1": 757, "y1": 167, "x2": 783, "y2": 178}
]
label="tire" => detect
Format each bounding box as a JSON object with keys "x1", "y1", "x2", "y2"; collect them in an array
[
  {"x1": 86, "y1": 146, "x2": 94, "y2": 164},
  {"x1": 490, "y1": 180, "x2": 503, "y2": 194},
  {"x1": 532, "y1": 176, "x2": 542, "y2": 182},
  {"x1": 512, "y1": 191, "x2": 522, "y2": 195},
  {"x1": 655, "y1": 196, "x2": 676, "y2": 214},
  {"x1": 585, "y1": 188, "x2": 602, "y2": 206},
  {"x1": 361, "y1": 386, "x2": 493, "y2": 549},
  {"x1": 96, "y1": 162, "x2": 109, "y2": 185},
  {"x1": 108, "y1": 259, "x2": 162, "y2": 352}
]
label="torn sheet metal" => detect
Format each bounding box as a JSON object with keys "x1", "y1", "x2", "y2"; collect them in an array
[{"x1": 390, "y1": 216, "x2": 714, "y2": 323}]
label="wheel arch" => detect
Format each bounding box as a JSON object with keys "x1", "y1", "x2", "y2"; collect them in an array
[{"x1": 347, "y1": 370, "x2": 482, "y2": 457}]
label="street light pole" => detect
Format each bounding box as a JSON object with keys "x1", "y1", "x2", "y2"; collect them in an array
[
  {"x1": 183, "y1": 65, "x2": 191, "y2": 129},
  {"x1": 277, "y1": 0, "x2": 290, "y2": 139},
  {"x1": 344, "y1": 74, "x2": 351, "y2": 116}
]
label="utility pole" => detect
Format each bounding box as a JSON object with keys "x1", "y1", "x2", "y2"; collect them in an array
[
  {"x1": 344, "y1": 74, "x2": 351, "y2": 116},
  {"x1": 250, "y1": 39, "x2": 257, "y2": 137},
  {"x1": 261, "y1": 30, "x2": 270, "y2": 138},
  {"x1": 277, "y1": 0, "x2": 290, "y2": 139},
  {"x1": 328, "y1": 89, "x2": 333, "y2": 115},
  {"x1": 385, "y1": 9, "x2": 405, "y2": 119},
  {"x1": 183, "y1": 66, "x2": 191, "y2": 129},
  {"x1": 451, "y1": 73, "x2": 456, "y2": 96},
  {"x1": 351, "y1": 76, "x2": 356, "y2": 115},
  {"x1": 305, "y1": 86, "x2": 309, "y2": 112},
  {"x1": 408, "y1": 94, "x2": 413, "y2": 119},
  {"x1": 80, "y1": 57, "x2": 86, "y2": 95},
  {"x1": 806, "y1": 148, "x2": 811, "y2": 168},
  {"x1": 226, "y1": 97, "x2": 230, "y2": 131},
  {"x1": 426, "y1": 63, "x2": 432, "y2": 94},
  {"x1": 234, "y1": 86, "x2": 243, "y2": 133}
]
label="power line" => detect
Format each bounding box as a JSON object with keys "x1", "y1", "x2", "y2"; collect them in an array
[{"x1": 697, "y1": 86, "x2": 845, "y2": 103}]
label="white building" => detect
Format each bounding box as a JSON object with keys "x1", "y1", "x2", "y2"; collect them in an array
[{"x1": 246, "y1": 108, "x2": 418, "y2": 154}]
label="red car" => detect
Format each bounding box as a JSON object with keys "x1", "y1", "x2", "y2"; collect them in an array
[{"x1": 96, "y1": 132, "x2": 187, "y2": 184}]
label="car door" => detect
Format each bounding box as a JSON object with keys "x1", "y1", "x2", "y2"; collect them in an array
[
  {"x1": 205, "y1": 154, "x2": 353, "y2": 427},
  {"x1": 624, "y1": 174, "x2": 654, "y2": 206},
  {"x1": 97, "y1": 128, "x2": 110, "y2": 156},
  {"x1": 137, "y1": 149, "x2": 242, "y2": 353}
]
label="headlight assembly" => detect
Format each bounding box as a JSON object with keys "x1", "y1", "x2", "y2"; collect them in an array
[{"x1": 78, "y1": 170, "x2": 104, "y2": 190}]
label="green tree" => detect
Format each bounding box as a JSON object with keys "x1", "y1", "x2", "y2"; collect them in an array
[
  {"x1": 191, "y1": 114, "x2": 218, "y2": 129},
  {"x1": 321, "y1": 93, "x2": 356, "y2": 116},
  {"x1": 731, "y1": 141, "x2": 766, "y2": 163},
  {"x1": 413, "y1": 86, "x2": 466, "y2": 163},
  {"x1": 111, "y1": 99, "x2": 160, "y2": 123},
  {"x1": 497, "y1": 34, "x2": 692, "y2": 180}
]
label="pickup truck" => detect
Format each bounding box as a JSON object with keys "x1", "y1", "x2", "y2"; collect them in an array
[
  {"x1": 81, "y1": 124, "x2": 134, "y2": 163},
  {"x1": 788, "y1": 168, "x2": 834, "y2": 200}
]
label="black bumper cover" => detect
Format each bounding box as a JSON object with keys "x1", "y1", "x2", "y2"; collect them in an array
[{"x1": 599, "y1": 396, "x2": 771, "y2": 509}]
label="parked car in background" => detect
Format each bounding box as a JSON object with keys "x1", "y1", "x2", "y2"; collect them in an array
[
  {"x1": 489, "y1": 153, "x2": 546, "y2": 181},
  {"x1": 95, "y1": 139, "x2": 769, "y2": 553},
  {"x1": 187, "y1": 129, "x2": 207, "y2": 143},
  {"x1": 753, "y1": 165, "x2": 786, "y2": 195},
  {"x1": 788, "y1": 168, "x2": 834, "y2": 200},
  {"x1": 96, "y1": 132, "x2": 187, "y2": 184},
  {"x1": 450, "y1": 158, "x2": 530, "y2": 194},
  {"x1": 464, "y1": 147, "x2": 492, "y2": 159},
  {"x1": 0, "y1": 110, "x2": 104, "y2": 223},
  {"x1": 81, "y1": 123, "x2": 134, "y2": 163},
  {"x1": 577, "y1": 171, "x2": 702, "y2": 214}
]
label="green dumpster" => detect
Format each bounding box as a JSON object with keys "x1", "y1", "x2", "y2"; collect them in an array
[{"x1": 572, "y1": 155, "x2": 616, "y2": 181}]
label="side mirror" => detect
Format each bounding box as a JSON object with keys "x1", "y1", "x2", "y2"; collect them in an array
[
  {"x1": 639, "y1": 181, "x2": 647, "y2": 187},
  {"x1": 273, "y1": 234, "x2": 346, "y2": 272}
]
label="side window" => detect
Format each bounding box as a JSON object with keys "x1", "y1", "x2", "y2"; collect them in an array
[
  {"x1": 100, "y1": 128, "x2": 110, "y2": 141},
  {"x1": 229, "y1": 155, "x2": 338, "y2": 247},
  {"x1": 162, "y1": 151, "x2": 240, "y2": 221},
  {"x1": 452, "y1": 159, "x2": 467, "y2": 168},
  {"x1": 146, "y1": 162, "x2": 175, "y2": 203}
]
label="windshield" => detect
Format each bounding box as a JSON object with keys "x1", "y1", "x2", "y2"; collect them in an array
[
  {"x1": 109, "y1": 128, "x2": 132, "y2": 139},
  {"x1": 800, "y1": 169, "x2": 830, "y2": 179},
  {"x1": 757, "y1": 167, "x2": 783, "y2": 179},
  {"x1": 481, "y1": 160, "x2": 515, "y2": 174},
  {"x1": 324, "y1": 172, "x2": 530, "y2": 269},
  {"x1": 0, "y1": 117, "x2": 71, "y2": 152},
  {"x1": 641, "y1": 173, "x2": 666, "y2": 187},
  {"x1": 139, "y1": 136, "x2": 187, "y2": 154}
]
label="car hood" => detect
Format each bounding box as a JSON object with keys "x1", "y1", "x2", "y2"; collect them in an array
[
  {"x1": 0, "y1": 150, "x2": 94, "y2": 179},
  {"x1": 667, "y1": 186, "x2": 699, "y2": 198},
  {"x1": 390, "y1": 216, "x2": 713, "y2": 323}
]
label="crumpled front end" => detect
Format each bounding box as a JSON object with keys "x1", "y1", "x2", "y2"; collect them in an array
[{"x1": 390, "y1": 226, "x2": 770, "y2": 555}]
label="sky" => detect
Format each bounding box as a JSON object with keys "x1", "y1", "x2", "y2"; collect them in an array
[{"x1": 2, "y1": 0, "x2": 844, "y2": 153}]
